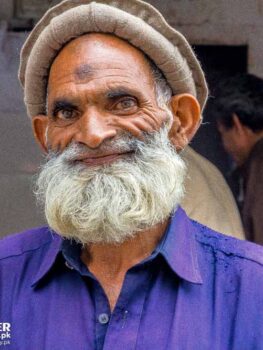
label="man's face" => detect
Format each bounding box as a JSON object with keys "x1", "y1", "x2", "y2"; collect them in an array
[
  {"x1": 217, "y1": 120, "x2": 248, "y2": 166},
  {"x1": 44, "y1": 33, "x2": 168, "y2": 158},
  {"x1": 217, "y1": 123, "x2": 239, "y2": 161},
  {"x1": 32, "y1": 33, "x2": 198, "y2": 244}
]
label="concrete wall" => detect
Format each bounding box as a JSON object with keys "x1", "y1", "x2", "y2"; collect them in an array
[
  {"x1": 0, "y1": 28, "x2": 46, "y2": 236},
  {"x1": 147, "y1": 0, "x2": 263, "y2": 78}
]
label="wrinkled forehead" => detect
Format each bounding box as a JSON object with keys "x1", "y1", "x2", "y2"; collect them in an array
[{"x1": 48, "y1": 33, "x2": 155, "y2": 89}]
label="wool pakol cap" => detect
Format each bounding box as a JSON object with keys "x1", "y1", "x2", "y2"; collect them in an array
[{"x1": 19, "y1": 0, "x2": 208, "y2": 118}]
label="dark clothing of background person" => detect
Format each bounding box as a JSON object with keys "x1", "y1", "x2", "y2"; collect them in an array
[{"x1": 240, "y1": 138, "x2": 263, "y2": 244}]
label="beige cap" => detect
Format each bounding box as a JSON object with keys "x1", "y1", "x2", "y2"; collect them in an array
[{"x1": 19, "y1": 0, "x2": 208, "y2": 118}]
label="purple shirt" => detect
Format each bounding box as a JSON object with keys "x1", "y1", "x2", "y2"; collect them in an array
[{"x1": 1, "y1": 207, "x2": 263, "y2": 349}]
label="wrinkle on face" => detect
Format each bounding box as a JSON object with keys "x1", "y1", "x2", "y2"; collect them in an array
[{"x1": 46, "y1": 33, "x2": 170, "y2": 152}]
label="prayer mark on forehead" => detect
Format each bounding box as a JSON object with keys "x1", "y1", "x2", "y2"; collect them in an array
[{"x1": 74, "y1": 64, "x2": 94, "y2": 80}]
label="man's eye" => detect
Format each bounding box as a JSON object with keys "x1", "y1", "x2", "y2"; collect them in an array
[
  {"x1": 57, "y1": 109, "x2": 76, "y2": 120},
  {"x1": 115, "y1": 98, "x2": 137, "y2": 111}
]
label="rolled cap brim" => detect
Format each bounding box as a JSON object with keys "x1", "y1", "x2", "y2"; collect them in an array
[{"x1": 19, "y1": 0, "x2": 208, "y2": 118}]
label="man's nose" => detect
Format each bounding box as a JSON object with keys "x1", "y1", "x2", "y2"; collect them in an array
[{"x1": 74, "y1": 109, "x2": 117, "y2": 149}]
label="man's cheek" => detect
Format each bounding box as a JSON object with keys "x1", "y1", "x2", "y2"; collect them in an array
[
  {"x1": 141, "y1": 106, "x2": 169, "y2": 128},
  {"x1": 112, "y1": 108, "x2": 169, "y2": 137},
  {"x1": 47, "y1": 126, "x2": 73, "y2": 152}
]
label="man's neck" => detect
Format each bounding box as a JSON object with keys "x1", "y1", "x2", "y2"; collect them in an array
[
  {"x1": 251, "y1": 131, "x2": 263, "y2": 149},
  {"x1": 81, "y1": 220, "x2": 168, "y2": 310}
]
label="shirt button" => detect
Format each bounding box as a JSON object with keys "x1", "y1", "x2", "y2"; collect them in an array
[{"x1": 98, "y1": 313, "x2": 109, "y2": 325}]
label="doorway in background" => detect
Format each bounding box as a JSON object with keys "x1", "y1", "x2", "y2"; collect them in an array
[{"x1": 191, "y1": 45, "x2": 247, "y2": 191}]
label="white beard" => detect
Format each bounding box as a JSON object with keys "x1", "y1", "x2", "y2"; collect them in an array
[{"x1": 35, "y1": 126, "x2": 186, "y2": 245}]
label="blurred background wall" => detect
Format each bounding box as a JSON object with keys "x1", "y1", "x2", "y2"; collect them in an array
[{"x1": 0, "y1": 0, "x2": 262, "y2": 237}]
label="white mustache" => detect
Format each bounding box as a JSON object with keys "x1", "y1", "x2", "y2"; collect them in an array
[{"x1": 47, "y1": 133, "x2": 142, "y2": 163}]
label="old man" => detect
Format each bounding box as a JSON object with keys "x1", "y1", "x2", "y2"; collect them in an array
[{"x1": 0, "y1": 1, "x2": 263, "y2": 349}]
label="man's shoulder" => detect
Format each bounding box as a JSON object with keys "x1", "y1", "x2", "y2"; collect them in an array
[
  {"x1": 0, "y1": 226, "x2": 55, "y2": 261},
  {"x1": 192, "y1": 220, "x2": 263, "y2": 268}
]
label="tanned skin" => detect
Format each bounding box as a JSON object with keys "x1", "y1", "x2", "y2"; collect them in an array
[
  {"x1": 32, "y1": 33, "x2": 201, "y2": 311},
  {"x1": 218, "y1": 114, "x2": 263, "y2": 166}
]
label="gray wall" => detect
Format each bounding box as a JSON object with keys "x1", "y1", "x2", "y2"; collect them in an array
[
  {"x1": 148, "y1": 0, "x2": 263, "y2": 78},
  {"x1": 0, "y1": 29, "x2": 46, "y2": 236}
]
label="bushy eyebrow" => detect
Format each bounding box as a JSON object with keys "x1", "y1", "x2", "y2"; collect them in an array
[
  {"x1": 50, "y1": 99, "x2": 77, "y2": 116},
  {"x1": 106, "y1": 88, "x2": 138, "y2": 100}
]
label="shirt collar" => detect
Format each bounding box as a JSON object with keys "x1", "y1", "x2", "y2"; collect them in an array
[
  {"x1": 32, "y1": 206, "x2": 203, "y2": 287},
  {"x1": 31, "y1": 232, "x2": 62, "y2": 288},
  {"x1": 158, "y1": 206, "x2": 203, "y2": 284}
]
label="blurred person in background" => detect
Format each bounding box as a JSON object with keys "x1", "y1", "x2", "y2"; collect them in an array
[{"x1": 216, "y1": 74, "x2": 263, "y2": 244}]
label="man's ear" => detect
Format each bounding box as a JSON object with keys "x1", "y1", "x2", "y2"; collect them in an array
[
  {"x1": 32, "y1": 115, "x2": 49, "y2": 153},
  {"x1": 232, "y1": 114, "x2": 245, "y2": 134},
  {"x1": 168, "y1": 93, "x2": 201, "y2": 150}
]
